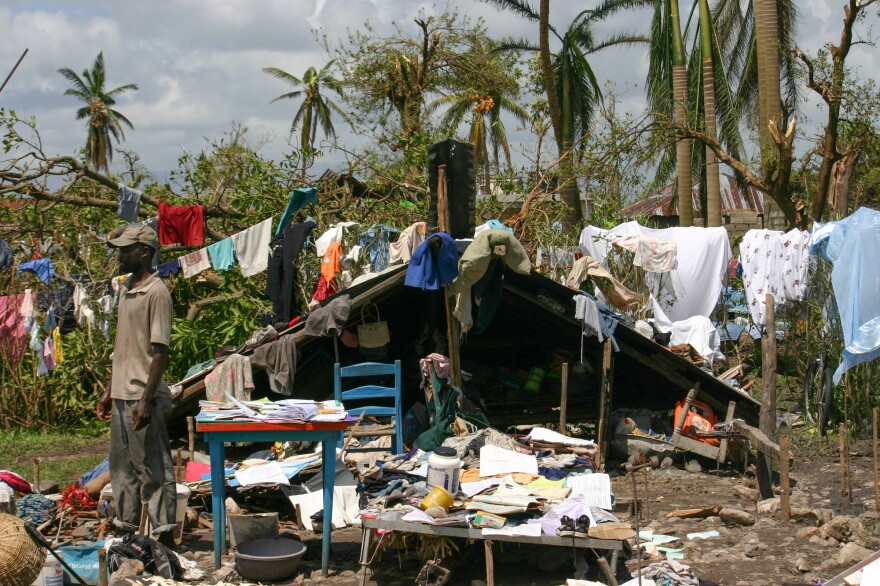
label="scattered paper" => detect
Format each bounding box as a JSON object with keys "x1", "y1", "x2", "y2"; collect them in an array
[
  {"x1": 527, "y1": 427, "x2": 596, "y2": 447},
  {"x1": 565, "y1": 473, "x2": 612, "y2": 509},
  {"x1": 686, "y1": 530, "x2": 719, "y2": 540},
  {"x1": 402, "y1": 510, "x2": 437, "y2": 524},
  {"x1": 234, "y1": 461, "x2": 289, "y2": 487},
  {"x1": 460, "y1": 478, "x2": 502, "y2": 497},
  {"x1": 493, "y1": 476, "x2": 533, "y2": 496},
  {"x1": 479, "y1": 445, "x2": 538, "y2": 477},
  {"x1": 482, "y1": 523, "x2": 543, "y2": 537}
]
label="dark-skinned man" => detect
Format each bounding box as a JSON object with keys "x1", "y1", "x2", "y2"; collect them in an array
[{"x1": 96, "y1": 224, "x2": 176, "y2": 548}]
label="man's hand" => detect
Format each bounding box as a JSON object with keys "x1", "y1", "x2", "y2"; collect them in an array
[
  {"x1": 132, "y1": 398, "x2": 153, "y2": 431},
  {"x1": 96, "y1": 391, "x2": 112, "y2": 421}
]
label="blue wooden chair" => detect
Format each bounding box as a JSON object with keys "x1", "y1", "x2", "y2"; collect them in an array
[{"x1": 334, "y1": 360, "x2": 404, "y2": 455}]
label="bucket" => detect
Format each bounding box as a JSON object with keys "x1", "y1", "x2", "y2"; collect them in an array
[
  {"x1": 172, "y1": 483, "x2": 191, "y2": 545},
  {"x1": 227, "y1": 513, "x2": 279, "y2": 548},
  {"x1": 31, "y1": 557, "x2": 63, "y2": 586}
]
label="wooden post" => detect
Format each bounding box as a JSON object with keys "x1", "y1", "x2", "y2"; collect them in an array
[
  {"x1": 139, "y1": 502, "x2": 149, "y2": 535},
  {"x1": 32, "y1": 458, "x2": 41, "y2": 494},
  {"x1": 187, "y1": 416, "x2": 195, "y2": 461},
  {"x1": 559, "y1": 363, "x2": 569, "y2": 433},
  {"x1": 758, "y1": 293, "x2": 777, "y2": 500},
  {"x1": 436, "y1": 164, "x2": 462, "y2": 390},
  {"x1": 484, "y1": 540, "x2": 495, "y2": 586},
  {"x1": 597, "y1": 557, "x2": 619, "y2": 586},
  {"x1": 779, "y1": 434, "x2": 790, "y2": 521},
  {"x1": 873, "y1": 407, "x2": 879, "y2": 514},
  {"x1": 840, "y1": 422, "x2": 848, "y2": 500},
  {"x1": 176, "y1": 448, "x2": 184, "y2": 482},
  {"x1": 597, "y1": 339, "x2": 614, "y2": 471},
  {"x1": 98, "y1": 548, "x2": 108, "y2": 586}
]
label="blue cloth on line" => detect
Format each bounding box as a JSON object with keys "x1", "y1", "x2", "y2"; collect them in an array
[
  {"x1": 117, "y1": 184, "x2": 143, "y2": 222},
  {"x1": 18, "y1": 258, "x2": 55, "y2": 285},
  {"x1": 0, "y1": 240, "x2": 12, "y2": 270},
  {"x1": 809, "y1": 206, "x2": 880, "y2": 384},
  {"x1": 156, "y1": 259, "x2": 180, "y2": 279},
  {"x1": 405, "y1": 233, "x2": 459, "y2": 291},
  {"x1": 207, "y1": 238, "x2": 236, "y2": 271},
  {"x1": 43, "y1": 307, "x2": 57, "y2": 333},
  {"x1": 276, "y1": 187, "x2": 318, "y2": 236},
  {"x1": 358, "y1": 224, "x2": 399, "y2": 273}
]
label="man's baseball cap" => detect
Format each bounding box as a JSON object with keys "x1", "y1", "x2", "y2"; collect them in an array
[{"x1": 107, "y1": 224, "x2": 159, "y2": 250}]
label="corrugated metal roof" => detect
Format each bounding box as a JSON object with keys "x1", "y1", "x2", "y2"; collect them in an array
[{"x1": 621, "y1": 173, "x2": 765, "y2": 218}]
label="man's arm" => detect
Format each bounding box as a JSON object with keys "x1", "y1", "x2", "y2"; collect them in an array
[
  {"x1": 96, "y1": 379, "x2": 112, "y2": 421},
  {"x1": 132, "y1": 343, "x2": 170, "y2": 431}
]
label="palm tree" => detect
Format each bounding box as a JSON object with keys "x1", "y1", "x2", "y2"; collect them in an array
[
  {"x1": 263, "y1": 63, "x2": 348, "y2": 156},
  {"x1": 57, "y1": 52, "x2": 138, "y2": 173},
  {"x1": 483, "y1": 0, "x2": 644, "y2": 228},
  {"x1": 696, "y1": 0, "x2": 722, "y2": 227},
  {"x1": 430, "y1": 90, "x2": 529, "y2": 193}
]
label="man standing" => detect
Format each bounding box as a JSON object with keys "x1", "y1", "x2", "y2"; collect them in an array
[{"x1": 96, "y1": 224, "x2": 176, "y2": 547}]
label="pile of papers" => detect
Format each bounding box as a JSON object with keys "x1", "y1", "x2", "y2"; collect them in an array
[{"x1": 197, "y1": 396, "x2": 348, "y2": 423}]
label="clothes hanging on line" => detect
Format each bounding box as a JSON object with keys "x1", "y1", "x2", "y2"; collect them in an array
[
  {"x1": 404, "y1": 232, "x2": 459, "y2": 291},
  {"x1": 179, "y1": 249, "x2": 211, "y2": 278},
  {"x1": 809, "y1": 206, "x2": 880, "y2": 384},
  {"x1": 276, "y1": 187, "x2": 318, "y2": 237},
  {"x1": 73, "y1": 283, "x2": 95, "y2": 328},
  {"x1": 158, "y1": 201, "x2": 204, "y2": 246},
  {"x1": 207, "y1": 238, "x2": 236, "y2": 271},
  {"x1": 204, "y1": 354, "x2": 254, "y2": 403},
  {"x1": 320, "y1": 241, "x2": 342, "y2": 283},
  {"x1": 611, "y1": 235, "x2": 678, "y2": 273},
  {"x1": 232, "y1": 217, "x2": 273, "y2": 277},
  {"x1": 0, "y1": 240, "x2": 12, "y2": 270},
  {"x1": 389, "y1": 222, "x2": 427, "y2": 264},
  {"x1": 117, "y1": 184, "x2": 143, "y2": 222},
  {"x1": 52, "y1": 327, "x2": 64, "y2": 364},
  {"x1": 251, "y1": 335, "x2": 298, "y2": 396},
  {"x1": 315, "y1": 222, "x2": 358, "y2": 257},
  {"x1": 358, "y1": 224, "x2": 399, "y2": 273},
  {"x1": 266, "y1": 220, "x2": 315, "y2": 323},
  {"x1": 739, "y1": 228, "x2": 810, "y2": 326},
  {"x1": 565, "y1": 255, "x2": 639, "y2": 311},
  {"x1": 156, "y1": 259, "x2": 181, "y2": 279},
  {"x1": 579, "y1": 222, "x2": 731, "y2": 322},
  {"x1": 17, "y1": 258, "x2": 56, "y2": 285}
]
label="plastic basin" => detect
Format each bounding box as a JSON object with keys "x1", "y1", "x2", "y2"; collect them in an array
[{"x1": 235, "y1": 537, "x2": 306, "y2": 581}]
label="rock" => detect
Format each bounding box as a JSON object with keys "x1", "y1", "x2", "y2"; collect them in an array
[
  {"x1": 757, "y1": 497, "x2": 780, "y2": 514},
  {"x1": 661, "y1": 457, "x2": 673, "y2": 469},
  {"x1": 795, "y1": 557, "x2": 811, "y2": 573},
  {"x1": 109, "y1": 559, "x2": 144, "y2": 582},
  {"x1": 686, "y1": 459, "x2": 703, "y2": 473},
  {"x1": 837, "y1": 542, "x2": 872, "y2": 566},
  {"x1": 734, "y1": 485, "x2": 761, "y2": 501},
  {"x1": 823, "y1": 515, "x2": 864, "y2": 544},
  {"x1": 340, "y1": 570, "x2": 356, "y2": 577},
  {"x1": 213, "y1": 566, "x2": 241, "y2": 583},
  {"x1": 743, "y1": 543, "x2": 763, "y2": 558},
  {"x1": 719, "y1": 508, "x2": 755, "y2": 526},
  {"x1": 797, "y1": 527, "x2": 820, "y2": 539},
  {"x1": 185, "y1": 506, "x2": 199, "y2": 527}
]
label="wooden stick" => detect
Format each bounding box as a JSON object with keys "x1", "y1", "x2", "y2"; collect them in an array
[
  {"x1": 341, "y1": 412, "x2": 366, "y2": 453},
  {"x1": 176, "y1": 448, "x2": 184, "y2": 482},
  {"x1": 33, "y1": 457, "x2": 41, "y2": 494},
  {"x1": 139, "y1": 501, "x2": 149, "y2": 535},
  {"x1": 187, "y1": 416, "x2": 195, "y2": 461},
  {"x1": 779, "y1": 434, "x2": 790, "y2": 522},
  {"x1": 98, "y1": 548, "x2": 108, "y2": 586},
  {"x1": 484, "y1": 540, "x2": 495, "y2": 586},
  {"x1": 758, "y1": 293, "x2": 777, "y2": 500},
  {"x1": 873, "y1": 407, "x2": 879, "y2": 514},
  {"x1": 840, "y1": 422, "x2": 848, "y2": 499},
  {"x1": 559, "y1": 362, "x2": 569, "y2": 433},
  {"x1": 597, "y1": 339, "x2": 614, "y2": 471},
  {"x1": 597, "y1": 556, "x2": 619, "y2": 586}
]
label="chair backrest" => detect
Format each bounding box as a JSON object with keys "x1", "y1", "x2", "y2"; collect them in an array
[{"x1": 334, "y1": 360, "x2": 403, "y2": 454}]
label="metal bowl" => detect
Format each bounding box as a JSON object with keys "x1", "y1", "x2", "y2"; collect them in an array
[{"x1": 234, "y1": 537, "x2": 306, "y2": 581}]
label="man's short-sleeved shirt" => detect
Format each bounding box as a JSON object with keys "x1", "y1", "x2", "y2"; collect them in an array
[{"x1": 111, "y1": 271, "x2": 172, "y2": 400}]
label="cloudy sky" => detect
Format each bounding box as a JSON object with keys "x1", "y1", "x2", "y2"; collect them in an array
[{"x1": 1, "y1": 0, "x2": 877, "y2": 185}]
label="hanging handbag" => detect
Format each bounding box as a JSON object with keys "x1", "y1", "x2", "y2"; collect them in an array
[{"x1": 357, "y1": 302, "x2": 391, "y2": 349}]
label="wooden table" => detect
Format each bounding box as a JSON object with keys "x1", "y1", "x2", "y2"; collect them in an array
[
  {"x1": 359, "y1": 511, "x2": 625, "y2": 586},
  {"x1": 196, "y1": 418, "x2": 353, "y2": 575}
]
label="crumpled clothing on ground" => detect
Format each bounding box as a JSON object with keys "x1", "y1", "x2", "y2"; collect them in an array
[
  {"x1": 634, "y1": 560, "x2": 699, "y2": 586},
  {"x1": 441, "y1": 427, "x2": 527, "y2": 467},
  {"x1": 16, "y1": 493, "x2": 55, "y2": 524}
]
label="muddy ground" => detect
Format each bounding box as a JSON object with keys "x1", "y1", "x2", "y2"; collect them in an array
[{"x1": 152, "y1": 436, "x2": 879, "y2": 586}]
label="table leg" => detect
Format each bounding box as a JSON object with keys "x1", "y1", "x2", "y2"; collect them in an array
[
  {"x1": 209, "y1": 440, "x2": 226, "y2": 570},
  {"x1": 358, "y1": 525, "x2": 373, "y2": 586},
  {"x1": 321, "y1": 439, "x2": 335, "y2": 576}
]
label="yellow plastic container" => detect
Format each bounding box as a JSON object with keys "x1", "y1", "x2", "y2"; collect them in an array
[{"x1": 420, "y1": 485, "x2": 454, "y2": 511}]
